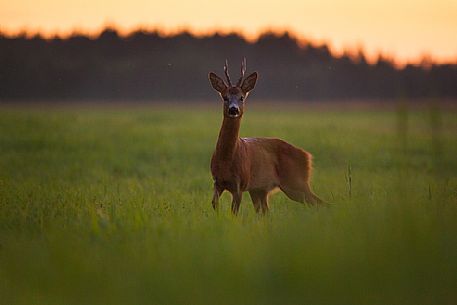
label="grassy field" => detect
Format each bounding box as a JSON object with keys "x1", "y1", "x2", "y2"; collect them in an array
[{"x1": 0, "y1": 102, "x2": 456, "y2": 305}]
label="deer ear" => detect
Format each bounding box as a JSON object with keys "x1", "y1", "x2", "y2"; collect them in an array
[
  {"x1": 241, "y1": 72, "x2": 258, "y2": 93},
  {"x1": 209, "y1": 72, "x2": 227, "y2": 93}
]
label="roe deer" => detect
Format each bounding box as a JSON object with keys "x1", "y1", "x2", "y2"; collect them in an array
[{"x1": 209, "y1": 59, "x2": 323, "y2": 215}]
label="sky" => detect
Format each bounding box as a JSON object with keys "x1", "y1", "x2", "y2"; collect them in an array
[{"x1": 1, "y1": 0, "x2": 456, "y2": 64}]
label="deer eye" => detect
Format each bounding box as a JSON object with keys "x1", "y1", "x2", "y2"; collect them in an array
[
  {"x1": 223, "y1": 97, "x2": 229, "y2": 102},
  {"x1": 240, "y1": 96, "x2": 244, "y2": 102}
]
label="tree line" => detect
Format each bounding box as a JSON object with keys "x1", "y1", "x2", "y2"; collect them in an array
[{"x1": 1, "y1": 28, "x2": 456, "y2": 101}]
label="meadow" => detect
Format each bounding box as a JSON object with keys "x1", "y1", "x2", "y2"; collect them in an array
[{"x1": 0, "y1": 101, "x2": 456, "y2": 305}]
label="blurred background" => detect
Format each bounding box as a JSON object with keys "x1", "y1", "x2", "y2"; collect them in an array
[
  {"x1": 1, "y1": 0, "x2": 456, "y2": 101},
  {"x1": 1, "y1": 2, "x2": 457, "y2": 305}
]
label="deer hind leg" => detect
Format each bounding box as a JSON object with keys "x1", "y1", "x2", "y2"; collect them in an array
[
  {"x1": 279, "y1": 151, "x2": 324, "y2": 206},
  {"x1": 280, "y1": 186, "x2": 305, "y2": 203},
  {"x1": 303, "y1": 183, "x2": 323, "y2": 205},
  {"x1": 232, "y1": 191, "x2": 242, "y2": 215},
  {"x1": 280, "y1": 183, "x2": 323, "y2": 206},
  {"x1": 260, "y1": 192, "x2": 270, "y2": 214},
  {"x1": 249, "y1": 190, "x2": 263, "y2": 214},
  {"x1": 249, "y1": 190, "x2": 269, "y2": 214},
  {"x1": 278, "y1": 167, "x2": 313, "y2": 205}
]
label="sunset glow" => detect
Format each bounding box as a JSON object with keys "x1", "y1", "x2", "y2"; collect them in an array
[{"x1": 1, "y1": 0, "x2": 456, "y2": 63}]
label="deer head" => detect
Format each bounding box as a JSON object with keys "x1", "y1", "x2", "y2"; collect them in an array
[{"x1": 209, "y1": 58, "x2": 258, "y2": 118}]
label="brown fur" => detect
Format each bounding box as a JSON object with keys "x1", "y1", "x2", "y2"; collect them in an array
[{"x1": 209, "y1": 62, "x2": 323, "y2": 214}]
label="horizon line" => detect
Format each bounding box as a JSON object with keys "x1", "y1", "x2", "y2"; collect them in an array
[{"x1": 1, "y1": 24, "x2": 456, "y2": 66}]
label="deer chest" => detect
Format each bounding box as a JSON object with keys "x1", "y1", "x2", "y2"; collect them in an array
[{"x1": 211, "y1": 159, "x2": 249, "y2": 192}]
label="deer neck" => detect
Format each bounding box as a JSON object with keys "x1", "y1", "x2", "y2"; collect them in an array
[{"x1": 215, "y1": 116, "x2": 241, "y2": 160}]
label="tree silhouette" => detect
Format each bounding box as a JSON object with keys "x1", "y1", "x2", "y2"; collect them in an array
[{"x1": 0, "y1": 28, "x2": 456, "y2": 101}]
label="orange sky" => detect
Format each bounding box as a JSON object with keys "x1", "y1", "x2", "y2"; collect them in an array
[{"x1": 1, "y1": 0, "x2": 456, "y2": 64}]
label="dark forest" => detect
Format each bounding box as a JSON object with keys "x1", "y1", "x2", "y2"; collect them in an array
[{"x1": 1, "y1": 28, "x2": 456, "y2": 101}]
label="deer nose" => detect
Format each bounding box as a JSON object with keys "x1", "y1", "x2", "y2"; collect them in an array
[{"x1": 228, "y1": 106, "x2": 240, "y2": 116}]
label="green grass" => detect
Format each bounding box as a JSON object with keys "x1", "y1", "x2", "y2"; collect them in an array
[{"x1": 0, "y1": 102, "x2": 456, "y2": 305}]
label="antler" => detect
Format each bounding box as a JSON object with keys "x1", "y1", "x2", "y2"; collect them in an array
[
  {"x1": 237, "y1": 58, "x2": 247, "y2": 86},
  {"x1": 223, "y1": 59, "x2": 232, "y2": 87}
]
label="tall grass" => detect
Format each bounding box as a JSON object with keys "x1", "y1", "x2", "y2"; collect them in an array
[{"x1": 0, "y1": 103, "x2": 456, "y2": 305}]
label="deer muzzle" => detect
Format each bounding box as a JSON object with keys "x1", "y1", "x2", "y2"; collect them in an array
[{"x1": 228, "y1": 103, "x2": 240, "y2": 117}]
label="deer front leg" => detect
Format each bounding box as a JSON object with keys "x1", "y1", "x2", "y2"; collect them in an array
[
  {"x1": 212, "y1": 183, "x2": 221, "y2": 210},
  {"x1": 231, "y1": 184, "x2": 242, "y2": 215}
]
